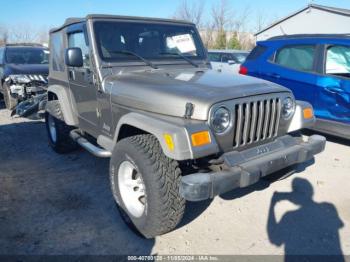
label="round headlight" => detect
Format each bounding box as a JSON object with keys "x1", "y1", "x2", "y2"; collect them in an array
[
  {"x1": 282, "y1": 97, "x2": 295, "y2": 119},
  {"x1": 210, "y1": 107, "x2": 231, "y2": 133}
]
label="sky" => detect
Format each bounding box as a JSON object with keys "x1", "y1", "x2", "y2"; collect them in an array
[{"x1": 1, "y1": 0, "x2": 350, "y2": 32}]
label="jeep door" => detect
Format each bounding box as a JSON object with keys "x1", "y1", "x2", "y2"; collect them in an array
[
  {"x1": 66, "y1": 25, "x2": 99, "y2": 135},
  {"x1": 315, "y1": 43, "x2": 350, "y2": 124}
]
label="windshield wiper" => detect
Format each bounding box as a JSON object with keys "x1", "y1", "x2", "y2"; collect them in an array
[
  {"x1": 160, "y1": 52, "x2": 199, "y2": 68},
  {"x1": 111, "y1": 50, "x2": 158, "y2": 69}
]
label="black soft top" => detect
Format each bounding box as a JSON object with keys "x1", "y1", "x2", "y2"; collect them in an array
[{"x1": 50, "y1": 14, "x2": 194, "y2": 33}]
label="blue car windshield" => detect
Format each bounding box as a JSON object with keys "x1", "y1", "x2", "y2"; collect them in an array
[{"x1": 93, "y1": 21, "x2": 205, "y2": 62}]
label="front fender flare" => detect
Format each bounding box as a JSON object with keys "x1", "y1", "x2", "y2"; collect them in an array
[
  {"x1": 108, "y1": 112, "x2": 220, "y2": 161},
  {"x1": 112, "y1": 113, "x2": 194, "y2": 160}
]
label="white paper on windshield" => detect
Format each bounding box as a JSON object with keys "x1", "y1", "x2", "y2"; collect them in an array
[{"x1": 171, "y1": 34, "x2": 196, "y2": 53}]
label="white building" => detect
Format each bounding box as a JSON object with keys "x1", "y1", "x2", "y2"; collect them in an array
[{"x1": 256, "y1": 4, "x2": 350, "y2": 41}]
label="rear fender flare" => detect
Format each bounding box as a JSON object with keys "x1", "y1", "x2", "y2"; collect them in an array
[{"x1": 47, "y1": 85, "x2": 78, "y2": 126}]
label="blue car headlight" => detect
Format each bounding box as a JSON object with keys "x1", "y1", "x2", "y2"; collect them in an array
[{"x1": 9, "y1": 74, "x2": 31, "y2": 84}]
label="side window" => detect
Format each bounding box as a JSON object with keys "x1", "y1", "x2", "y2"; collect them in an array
[
  {"x1": 208, "y1": 53, "x2": 221, "y2": 62},
  {"x1": 50, "y1": 32, "x2": 65, "y2": 72},
  {"x1": 275, "y1": 45, "x2": 316, "y2": 72},
  {"x1": 68, "y1": 32, "x2": 90, "y2": 67},
  {"x1": 326, "y1": 45, "x2": 350, "y2": 78}
]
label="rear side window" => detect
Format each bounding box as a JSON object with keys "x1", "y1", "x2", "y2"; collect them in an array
[
  {"x1": 246, "y1": 45, "x2": 267, "y2": 61},
  {"x1": 50, "y1": 32, "x2": 65, "y2": 72},
  {"x1": 275, "y1": 45, "x2": 316, "y2": 72},
  {"x1": 326, "y1": 45, "x2": 350, "y2": 78}
]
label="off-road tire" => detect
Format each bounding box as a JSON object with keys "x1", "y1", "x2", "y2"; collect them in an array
[
  {"x1": 3, "y1": 83, "x2": 18, "y2": 110},
  {"x1": 45, "y1": 101, "x2": 78, "y2": 154},
  {"x1": 110, "y1": 134, "x2": 186, "y2": 238}
]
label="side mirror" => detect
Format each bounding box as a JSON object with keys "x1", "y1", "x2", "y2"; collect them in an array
[
  {"x1": 65, "y1": 48, "x2": 83, "y2": 67},
  {"x1": 228, "y1": 60, "x2": 237, "y2": 65}
]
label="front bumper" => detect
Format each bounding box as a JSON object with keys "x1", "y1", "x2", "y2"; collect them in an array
[{"x1": 180, "y1": 134, "x2": 326, "y2": 201}]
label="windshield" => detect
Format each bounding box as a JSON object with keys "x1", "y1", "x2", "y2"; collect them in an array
[
  {"x1": 5, "y1": 48, "x2": 49, "y2": 64},
  {"x1": 94, "y1": 21, "x2": 205, "y2": 62}
]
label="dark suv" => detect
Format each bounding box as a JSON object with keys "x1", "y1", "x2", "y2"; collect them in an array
[{"x1": 0, "y1": 43, "x2": 49, "y2": 110}]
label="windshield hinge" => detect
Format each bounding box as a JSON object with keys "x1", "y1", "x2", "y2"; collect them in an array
[{"x1": 184, "y1": 102, "x2": 194, "y2": 119}]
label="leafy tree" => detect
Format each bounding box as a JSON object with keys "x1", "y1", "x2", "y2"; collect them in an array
[{"x1": 228, "y1": 35, "x2": 242, "y2": 49}]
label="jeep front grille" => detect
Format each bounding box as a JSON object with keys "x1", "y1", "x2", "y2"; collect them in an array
[{"x1": 233, "y1": 98, "x2": 282, "y2": 148}]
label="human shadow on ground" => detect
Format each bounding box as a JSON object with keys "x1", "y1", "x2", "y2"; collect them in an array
[{"x1": 267, "y1": 177, "x2": 344, "y2": 262}]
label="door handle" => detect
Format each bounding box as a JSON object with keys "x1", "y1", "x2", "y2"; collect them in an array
[
  {"x1": 325, "y1": 86, "x2": 343, "y2": 94},
  {"x1": 266, "y1": 73, "x2": 281, "y2": 79}
]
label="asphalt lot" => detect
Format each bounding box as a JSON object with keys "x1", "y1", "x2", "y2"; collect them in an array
[{"x1": 0, "y1": 100, "x2": 349, "y2": 258}]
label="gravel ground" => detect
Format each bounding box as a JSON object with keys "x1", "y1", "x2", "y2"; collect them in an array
[{"x1": 0, "y1": 101, "x2": 349, "y2": 258}]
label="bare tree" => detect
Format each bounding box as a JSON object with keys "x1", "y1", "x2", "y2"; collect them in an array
[
  {"x1": 211, "y1": 0, "x2": 233, "y2": 31},
  {"x1": 201, "y1": 21, "x2": 216, "y2": 48},
  {"x1": 9, "y1": 24, "x2": 39, "y2": 43},
  {"x1": 173, "y1": 0, "x2": 205, "y2": 28},
  {"x1": 233, "y1": 6, "x2": 250, "y2": 35},
  {"x1": 255, "y1": 11, "x2": 269, "y2": 33},
  {"x1": 0, "y1": 24, "x2": 9, "y2": 45},
  {"x1": 0, "y1": 24, "x2": 49, "y2": 44},
  {"x1": 36, "y1": 26, "x2": 49, "y2": 44}
]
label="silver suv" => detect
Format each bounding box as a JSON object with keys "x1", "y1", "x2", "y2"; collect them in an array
[{"x1": 45, "y1": 15, "x2": 326, "y2": 238}]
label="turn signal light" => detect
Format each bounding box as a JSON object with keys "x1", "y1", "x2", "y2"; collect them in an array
[
  {"x1": 303, "y1": 108, "x2": 314, "y2": 119},
  {"x1": 191, "y1": 131, "x2": 211, "y2": 147}
]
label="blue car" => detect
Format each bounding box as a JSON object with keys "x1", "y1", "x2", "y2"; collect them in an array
[{"x1": 240, "y1": 34, "x2": 350, "y2": 139}]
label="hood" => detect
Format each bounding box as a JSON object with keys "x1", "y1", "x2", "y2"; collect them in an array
[
  {"x1": 104, "y1": 68, "x2": 290, "y2": 120},
  {"x1": 5, "y1": 64, "x2": 49, "y2": 75}
]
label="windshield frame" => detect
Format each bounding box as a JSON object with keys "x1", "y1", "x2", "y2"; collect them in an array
[
  {"x1": 5, "y1": 47, "x2": 49, "y2": 65},
  {"x1": 92, "y1": 19, "x2": 207, "y2": 65}
]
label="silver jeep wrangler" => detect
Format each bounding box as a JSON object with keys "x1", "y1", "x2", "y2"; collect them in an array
[{"x1": 45, "y1": 15, "x2": 326, "y2": 238}]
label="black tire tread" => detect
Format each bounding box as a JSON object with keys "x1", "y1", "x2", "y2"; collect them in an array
[
  {"x1": 45, "y1": 101, "x2": 77, "y2": 154},
  {"x1": 117, "y1": 134, "x2": 185, "y2": 237},
  {"x1": 3, "y1": 83, "x2": 18, "y2": 110}
]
